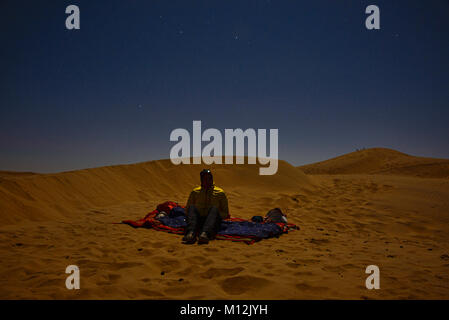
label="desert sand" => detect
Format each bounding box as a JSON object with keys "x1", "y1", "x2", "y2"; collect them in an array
[
  {"x1": 298, "y1": 148, "x2": 449, "y2": 178},
  {"x1": 0, "y1": 149, "x2": 448, "y2": 299}
]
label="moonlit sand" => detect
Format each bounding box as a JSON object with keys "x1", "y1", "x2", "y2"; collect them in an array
[{"x1": 0, "y1": 148, "x2": 448, "y2": 299}]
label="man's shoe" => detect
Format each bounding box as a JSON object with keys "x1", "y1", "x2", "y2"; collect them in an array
[
  {"x1": 198, "y1": 232, "x2": 210, "y2": 244},
  {"x1": 182, "y1": 232, "x2": 196, "y2": 244}
]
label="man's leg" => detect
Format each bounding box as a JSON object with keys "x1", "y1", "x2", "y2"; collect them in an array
[
  {"x1": 183, "y1": 205, "x2": 200, "y2": 243},
  {"x1": 199, "y1": 206, "x2": 222, "y2": 243}
]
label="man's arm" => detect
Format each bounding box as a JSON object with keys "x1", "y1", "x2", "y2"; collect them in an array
[{"x1": 220, "y1": 192, "x2": 229, "y2": 219}]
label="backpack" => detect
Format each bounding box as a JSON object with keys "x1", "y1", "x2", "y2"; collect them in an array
[
  {"x1": 264, "y1": 208, "x2": 288, "y2": 223},
  {"x1": 156, "y1": 201, "x2": 181, "y2": 214}
]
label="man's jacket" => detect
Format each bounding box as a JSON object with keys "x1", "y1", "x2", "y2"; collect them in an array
[{"x1": 186, "y1": 185, "x2": 229, "y2": 219}]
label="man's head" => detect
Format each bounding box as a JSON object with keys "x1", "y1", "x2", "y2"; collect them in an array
[{"x1": 200, "y1": 169, "x2": 213, "y2": 189}]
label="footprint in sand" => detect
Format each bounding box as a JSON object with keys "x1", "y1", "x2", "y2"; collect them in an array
[
  {"x1": 149, "y1": 241, "x2": 167, "y2": 249},
  {"x1": 322, "y1": 265, "x2": 345, "y2": 273},
  {"x1": 220, "y1": 276, "x2": 271, "y2": 295},
  {"x1": 139, "y1": 288, "x2": 165, "y2": 297},
  {"x1": 200, "y1": 267, "x2": 244, "y2": 279},
  {"x1": 106, "y1": 273, "x2": 121, "y2": 281},
  {"x1": 151, "y1": 257, "x2": 180, "y2": 272},
  {"x1": 293, "y1": 271, "x2": 314, "y2": 276},
  {"x1": 309, "y1": 238, "x2": 330, "y2": 245},
  {"x1": 109, "y1": 261, "x2": 145, "y2": 271},
  {"x1": 185, "y1": 255, "x2": 214, "y2": 265},
  {"x1": 295, "y1": 282, "x2": 329, "y2": 293}
]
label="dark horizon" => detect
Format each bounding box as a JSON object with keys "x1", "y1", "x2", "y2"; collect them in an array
[{"x1": 1, "y1": 0, "x2": 448, "y2": 173}]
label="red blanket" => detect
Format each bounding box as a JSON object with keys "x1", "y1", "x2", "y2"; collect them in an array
[{"x1": 121, "y1": 201, "x2": 298, "y2": 244}]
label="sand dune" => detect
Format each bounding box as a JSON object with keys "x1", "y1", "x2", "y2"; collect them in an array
[
  {"x1": 298, "y1": 148, "x2": 449, "y2": 178},
  {"x1": 0, "y1": 171, "x2": 37, "y2": 178},
  {"x1": 0, "y1": 153, "x2": 449, "y2": 299},
  {"x1": 0, "y1": 159, "x2": 311, "y2": 225}
]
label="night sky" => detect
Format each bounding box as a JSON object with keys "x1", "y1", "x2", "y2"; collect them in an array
[{"x1": 1, "y1": 0, "x2": 448, "y2": 172}]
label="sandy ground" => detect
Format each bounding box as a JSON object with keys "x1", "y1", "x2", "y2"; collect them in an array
[{"x1": 1, "y1": 151, "x2": 449, "y2": 299}]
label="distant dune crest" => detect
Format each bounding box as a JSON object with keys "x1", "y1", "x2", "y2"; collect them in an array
[{"x1": 298, "y1": 148, "x2": 449, "y2": 178}]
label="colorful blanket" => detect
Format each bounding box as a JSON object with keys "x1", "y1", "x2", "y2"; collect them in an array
[{"x1": 121, "y1": 201, "x2": 298, "y2": 244}]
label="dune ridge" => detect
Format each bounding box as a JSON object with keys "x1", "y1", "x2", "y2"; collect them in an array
[
  {"x1": 298, "y1": 148, "x2": 449, "y2": 178},
  {"x1": 0, "y1": 158, "x2": 311, "y2": 225}
]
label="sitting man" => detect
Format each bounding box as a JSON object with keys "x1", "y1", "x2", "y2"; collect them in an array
[{"x1": 182, "y1": 169, "x2": 229, "y2": 244}]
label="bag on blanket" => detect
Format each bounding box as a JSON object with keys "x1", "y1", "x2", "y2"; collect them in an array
[
  {"x1": 156, "y1": 201, "x2": 180, "y2": 214},
  {"x1": 264, "y1": 208, "x2": 288, "y2": 224}
]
